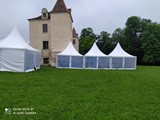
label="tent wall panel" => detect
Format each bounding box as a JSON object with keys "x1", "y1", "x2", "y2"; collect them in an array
[
  {"x1": 71, "y1": 56, "x2": 83, "y2": 68},
  {"x1": 35, "y1": 52, "x2": 41, "y2": 69},
  {"x1": 111, "y1": 57, "x2": 123, "y2": 69},
  {"x1": 25, "y1": 50, "x2": 35, "y2": 71},
  {"x1": 124, "y1": 57, "x2": 136, "y2": 69},
  {"x1": 1, "y1": 49, "x2": 25, "y2": 72},
  {"x1": 98, "y1": 57, "x2": 110, "y2": 69},
  {"x1": 85, "y1": 57, "x2": 97, "y2": 68},
  {"x1": 57, "y1": 56, "x2": 70, "y2": 68}
]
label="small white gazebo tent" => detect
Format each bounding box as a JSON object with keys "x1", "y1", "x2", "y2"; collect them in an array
[
  {"x1": 0, "y1": 27, "x2": 41, "y2": 72},
  {"x1": 108, "y1": 42, "x2": 137, "y2": 69},
  {"x1": 84, "y1": 42, "x2": 110, "y2": 69},
  {"x1": 56, "y1": 41, "x2": 83, "y2": 68}
]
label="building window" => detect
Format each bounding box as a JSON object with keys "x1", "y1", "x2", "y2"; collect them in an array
[
  {"x1": 41, "y1": 8, "x2": 48, "y2": 19},
  {"x1": 43, "y1": 13, "x2": 47, "y2": 18},
  {"x1": 43, "y1": 58, "x2": 49, "y2": 64},
  {"x1": 43, "y1": 41, "x2": 49, "y2": 49},
  {"x1": 73, "y1": 39, "x2": 76, "y2": 44},
  {"x1": 42, "y1": 24, "x2": 48, "y2": 32}
]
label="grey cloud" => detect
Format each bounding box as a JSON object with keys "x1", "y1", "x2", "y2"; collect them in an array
[{"x1": 0, "y1": 0, "x2": 160, "y2": 42}]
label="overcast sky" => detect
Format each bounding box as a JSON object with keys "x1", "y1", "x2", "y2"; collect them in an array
[{"x1": 0, "y1": 0, "x2": 160, "y2": 42}]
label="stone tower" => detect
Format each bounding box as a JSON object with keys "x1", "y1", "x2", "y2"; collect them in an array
[{"x1": 28, "y1": 0, "x2": 79, "y2": 66}]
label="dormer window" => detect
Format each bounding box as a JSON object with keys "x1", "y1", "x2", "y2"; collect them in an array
[
  {"x1": 41, "y1": 8, "x2": 48, "y2": 19},
  {"x1": 43, "y1": 13, "x2": 47, "y2": 18}
]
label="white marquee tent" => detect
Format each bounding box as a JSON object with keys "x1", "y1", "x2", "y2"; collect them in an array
[
  {"x1": 56, "y1": 42, "x2": 137, "y2": 70},
  {"x1": 56, "y1": 41, "x2": 83, "y2": 68},
  {"x1": 108, "y1": 43, "x2": 137, "y2": 69},
  {"x1": 84, "y1": 42, "x2": 110, "y2": 69},
  {"x1": 0, "y1": 27, "x2": 41, "y2": 72}
]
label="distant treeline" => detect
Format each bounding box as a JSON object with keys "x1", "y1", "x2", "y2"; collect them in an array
[{"x1": 79, "y1": 16, "x2": 160, "y2": 65}]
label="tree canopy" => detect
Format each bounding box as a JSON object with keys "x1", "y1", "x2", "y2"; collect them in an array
[
  {"x1": 79, "y1": 28, "x2": 96, "y2": 55},
  {"x1": 79, "y1": 16, "x2": 160, "y2": 65},
  {"x1": 141, "y1": 23, "x2": 160, "y2": 65}
]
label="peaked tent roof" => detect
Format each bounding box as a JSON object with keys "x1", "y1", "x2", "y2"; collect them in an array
[
  {"x1": 58, "y1": 41, "x2": 82, "y2": 56},
  {"x1": 108, "y1": 42, "x2": 135, "y2": 57},
  {"x1": 0, "y1": 27, "x2": 39, "y2": 52},
  {"x1": 85, "y1": 42, "x2": 107, "y2": 57}
]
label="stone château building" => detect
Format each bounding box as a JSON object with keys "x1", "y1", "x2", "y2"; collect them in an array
[{"x1": 28, "y1": 0, "x2": 79, "y2": 66}]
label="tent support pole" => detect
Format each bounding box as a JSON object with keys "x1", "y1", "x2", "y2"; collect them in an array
[
  {"x1": 110, "y1": 57, "x2": 112, "y2": 69},
  {"x1": 135, "y1": 57, "x2": 137, "y2": 69},
  {"x1": 122, "y1": 57, "x2": 125, "y2": 69},
  {"x1": 69, "y1": 56, "x2": 71, "y2": 68},
  {"x1": 34, "y1": 52, "x2": 36, "y2": 69},
  {"x1": 97, "y1": 57, "x2": 99, "y2": 69},
  {"x1": 83, "y1": 57, "x2": 85, "y2": 69}
]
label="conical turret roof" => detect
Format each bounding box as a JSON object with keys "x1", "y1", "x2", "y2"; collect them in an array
[{"x1": 51, "y1": 0, "x2": 69, "y2": 13}]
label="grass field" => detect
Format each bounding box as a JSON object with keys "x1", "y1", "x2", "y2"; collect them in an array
[{"x1": 0, "y1": 66, "x2": 160, "y2": 120}]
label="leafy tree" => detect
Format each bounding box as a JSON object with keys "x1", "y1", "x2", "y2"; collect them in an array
[
  {"x1": 124, "y1": 16, "x2": 152, "y2": 64},
  {"x1": 112, "y1": 28, "x2": 125, "y2": 48},
  {"x1": 124, "y1": 16, "x2": 142, "y2": 54},
  {"x1": 141, "y1": 23, "x2": 160, "y2": 65},
  {"x1": 79, "y1": 28, "x2": 96, "y2": 55},
  {"x1": 79, "y1": 27, "x2": 96, "y2": 40},
  {"x1": 97, "y1": 31, "x2": 113, "y2": 54}
]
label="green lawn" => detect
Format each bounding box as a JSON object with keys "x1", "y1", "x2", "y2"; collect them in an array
[{"x1": 0, "y1": 66, "x2": 160, "y2": 120}]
